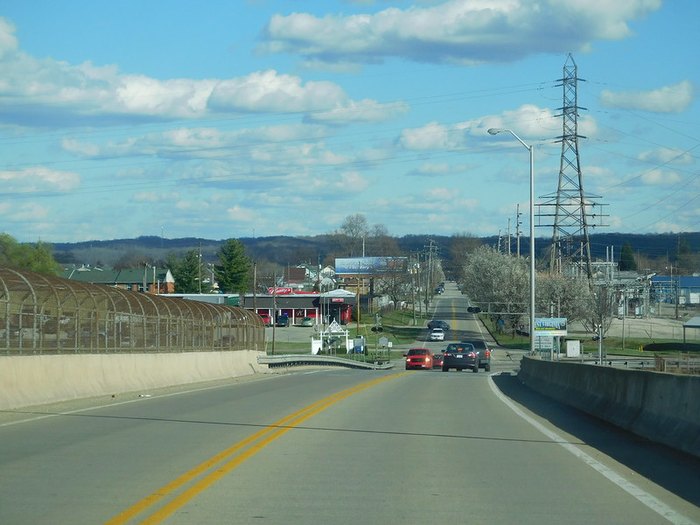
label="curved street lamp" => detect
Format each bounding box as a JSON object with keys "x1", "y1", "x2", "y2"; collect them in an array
[{"x1": 487, "y1": 128, "x2": 536, "y2": 356}]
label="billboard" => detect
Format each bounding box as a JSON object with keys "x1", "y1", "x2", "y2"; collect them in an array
[
  {"x1": 534, "y1": 317, "x2": 568, "y2": 337},
  {"x1": 335, "y1": 257, "x2": 408, "y2": 277}
]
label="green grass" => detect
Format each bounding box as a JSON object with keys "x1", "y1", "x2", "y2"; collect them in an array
[
  {"x1": 480, "y1": 316, "x2": 531, "y2": 350},
  {"x1": 572, "y1": 337, "x2": 699, "y2": 357},
  {"x1": 480, "y1": 315, "x2": 699, "y2": 357}
]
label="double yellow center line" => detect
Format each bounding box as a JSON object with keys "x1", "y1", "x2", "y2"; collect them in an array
[{"x1": 106, "y1": 372, "x2": 405, "y2": 524}]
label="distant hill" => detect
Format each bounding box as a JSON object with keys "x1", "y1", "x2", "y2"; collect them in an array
[{"x1": 50, "y1": 232, "x2": 699, "y2": 269}]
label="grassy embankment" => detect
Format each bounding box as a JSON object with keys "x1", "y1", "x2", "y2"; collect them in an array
[
  {"x1": 480, "y1": 316, "x2": 699, "y2": 358},
  {"x1": 267, "y1": 310, "x2": 699, "y2": 362}
]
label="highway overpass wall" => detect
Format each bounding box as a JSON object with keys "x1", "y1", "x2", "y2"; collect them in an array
[
  {"x1": 0, "y1": 351, "x2": 266, "y2": 410},
  {"x1": 518, "y1": 356, "x2": 700, "y2": 458}
]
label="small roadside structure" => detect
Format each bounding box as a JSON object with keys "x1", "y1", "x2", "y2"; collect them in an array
[
  {"x1": 311, "y1": 320, "x2": 352, "y2": 355},
  {"x1": 683, "y1": 316, "x2": 700, "y2": 343}
]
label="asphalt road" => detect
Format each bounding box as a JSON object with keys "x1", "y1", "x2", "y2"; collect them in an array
[{"x1": 1, "y1": 286, "x2": 699, "y2": 524}]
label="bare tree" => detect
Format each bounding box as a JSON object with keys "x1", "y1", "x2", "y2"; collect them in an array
[
  {"x1": 337, "y1": 213, "x2": 370, "y2": 256},
  {"x1": 366, "y1": 223, "x2": 401, "y2": 256},
  {"x1": 113, "y1": 250, "x2": 150, "y2": 270},
  {"x1": 373, "y1": 258, "x2": 411, "y2": 307},
  {"x1": 582, "y1": 284, "x2": 617, "y2": 337},
  {"x1": 339, "y1": 213, "x2": 370, "y2": 240},
  {"x1": 445, "y1": 233, "x2": 481, "y2": 282}
]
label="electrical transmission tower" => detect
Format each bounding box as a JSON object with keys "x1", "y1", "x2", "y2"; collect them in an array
[{"x1": 537, "y1": 54, "x2": 607, "y2": 280}]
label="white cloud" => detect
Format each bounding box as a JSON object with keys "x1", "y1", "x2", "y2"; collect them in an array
[
  {"x1": 640, "y1": 169, "x2": 681, "y2": 185},
  {"x1": 62, "y1": 123, "x2": 330, "y2": 161},
  {"x1": 175, "y1": 200, "x2": 195, "y2": 210},
  {"x1": 0, "y1": 20, "x2": 390, "y2": 127},
  {"x1": 208, "y1": 70, "x2": 346, "y2": 113},
  {"x1": 0, "y1": 167, "x2": 80, "y2": 192},
  {"x1": 226, "y1": 205, "x2": 257, "y2": 223},
  {"x1": 307, "y1": 99, "x2": 409, "y2": 124},
  {"x1": 480, "y1": 104, "x2": 559, "y2": 139},
  {"x1": 407, "y1": 162, "x2": 452, "y2": 176},
  {"x1": 0, "y1": 43, "x2": 215, "y2": 122},
  {"x1": 650, "y1": 220, "x2": 684, "y2": 233},
  {"x1": 400, "y1": 121, "x2": 465, "y2": 150},
  {"x1": 401, "y1": 104, "x2": 564, "y2": 152},
  {"x1": 115, "y1": 75, "x2": 215, "y2": 117},
  {"x1": 426, "y1": 187, "x2": 454, "y2": 200},
  {"x1": 261, "y1": 0, "x2": 662, "y2": 65},
  {"x1": 5, "y1": 202, "x2": 50, "y2": 221},
  {"x1": 582, "y1": 165, "x2": 612, "y2": 180},
  {"x1": 337, "y1": 171, "x2": 370, "y2": 192},
  {"x1": 639, "y1": 147, "x2": 695, "y2": 165},
  {"x1": 0, "y1": 18, "x2": 18, "y2": 59},
  {"x1": 600, "y1": 81, "x2": 694, "y2": 113},
  {"x1": 606, "y1": 214, "x2": 625, "y2": 230}
]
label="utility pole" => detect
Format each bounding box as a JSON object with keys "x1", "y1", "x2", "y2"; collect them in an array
[
  {"x1": 516, "y1": 204, "x2": 522, "y2": 258},
  {"x1": 271, "y1": 270, "x2": 277, "y2": 355},
  {"x1": 507, "y1": 218, "x2": 511, "y2": 256},
  {"x1": 198, "y1": 243, "x2": 202, "y2": 294},
  {"x1": 423, "y1": 239, "x2": 438, "y2": 304},
  {"x1": 253, "y1": 261, "x2": 257, "y2": 314}
]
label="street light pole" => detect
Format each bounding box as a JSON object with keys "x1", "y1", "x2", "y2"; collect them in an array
[{"x1": 488, "y1": 128, "x2": 536, "y2": 356}]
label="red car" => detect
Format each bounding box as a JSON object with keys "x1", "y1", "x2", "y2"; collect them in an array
[
  {"x1": 405, "y1": 347, "x2": 434, "y2": 370},
  {"x1": 432, "y1": 352, "x2": 444, "y2": 369}
]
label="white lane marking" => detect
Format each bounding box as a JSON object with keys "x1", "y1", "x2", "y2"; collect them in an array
[{"x1": 487, "y1": 373, "x2": 697, "y2": 525}]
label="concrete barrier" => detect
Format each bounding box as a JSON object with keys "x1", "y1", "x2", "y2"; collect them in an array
[
  {"x1": 0, "y1": 350, "x2": 267, "y2": 410},
  {"x1": 518, "y1": 356, "x2": 700, "y2": 458}
]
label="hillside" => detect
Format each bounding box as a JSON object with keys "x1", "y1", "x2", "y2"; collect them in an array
[{"x1": 50, "y1": 232, "x2": 700, "y2": 271}]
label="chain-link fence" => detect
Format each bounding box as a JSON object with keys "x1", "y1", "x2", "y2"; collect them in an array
[{"x1": 0, "y1": 267, "x2": 265, "y2": 354}]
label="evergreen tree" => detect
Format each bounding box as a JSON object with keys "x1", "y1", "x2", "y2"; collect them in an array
[
  {"x1": 168, "y1": 250, "x2": 205, "y2": 293},
  {"x1": 214, "y1": 239, "x2": 251, "y2": 293},
  {"x1": 619, "y1": 242, "x2": 637, "y2": 271}
]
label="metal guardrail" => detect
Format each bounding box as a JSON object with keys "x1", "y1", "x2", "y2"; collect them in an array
[
  {"x1": 258, "y1": 354, "x2": 394, "y2": 370},
  {"x1": 562, "y1": 356, "x2": 700, "y2": 374}
]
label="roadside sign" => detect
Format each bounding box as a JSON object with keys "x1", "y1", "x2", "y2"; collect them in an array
[{"x1": 534, "y1": 317, "x2": 567, "y2": 337}]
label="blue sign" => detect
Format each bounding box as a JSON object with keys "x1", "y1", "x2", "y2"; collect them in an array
[{"x1": 534, "y1": 317, "x2": 567, "y2": 337}]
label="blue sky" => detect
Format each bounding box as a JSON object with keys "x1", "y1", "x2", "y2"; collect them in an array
[{"x1": 0, "y1": 0, "x2": 698, "y2": 244}]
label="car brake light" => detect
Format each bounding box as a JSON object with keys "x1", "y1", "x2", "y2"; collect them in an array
[{"x1": 485, "y1": 350, "x2": 491, "y2": 358}]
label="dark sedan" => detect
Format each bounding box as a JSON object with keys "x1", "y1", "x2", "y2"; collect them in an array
[
  {"x1": 441, "y1": 342, "x2": 478, "y2": 373},
  {"x1": 427, "y1": 320, "x2": 450, "y2": 331}
]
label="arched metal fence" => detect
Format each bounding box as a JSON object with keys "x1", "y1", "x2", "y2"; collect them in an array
[{"x1": 0, "y1": 267, "x2": 265, "y2": 354}]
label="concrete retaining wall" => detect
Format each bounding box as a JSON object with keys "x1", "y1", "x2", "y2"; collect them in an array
[
  {"x1": 518, "y1": 356, "x2": 700, "y2": 458},
  {"x1": 0, "y1": 350, "x2": 267, "y2": 410}
]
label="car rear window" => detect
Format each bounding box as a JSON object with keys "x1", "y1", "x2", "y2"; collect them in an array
[
  {"x1": 408, "y1": 349, "x2": 428, "y2": 355},
  {"x1": 445, "y1": 344, "x2": 474, "y2": 353}
]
